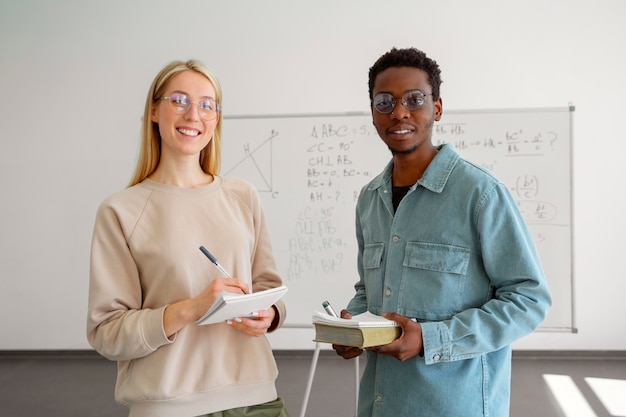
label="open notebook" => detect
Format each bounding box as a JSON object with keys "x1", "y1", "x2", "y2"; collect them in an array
[{"x1": 197, "y1": 285, "x2": 287, "y2": 325}]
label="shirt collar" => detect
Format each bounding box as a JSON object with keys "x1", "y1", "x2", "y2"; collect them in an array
[{"x1": 368, "y1": 143, "x2": 460, "y2": 194}]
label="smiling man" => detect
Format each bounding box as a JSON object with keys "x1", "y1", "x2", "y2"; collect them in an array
[{"x1": 332, "y1": 47, "x2": 552, "y2": 417}]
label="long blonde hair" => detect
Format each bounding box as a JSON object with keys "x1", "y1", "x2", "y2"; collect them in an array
[{"x1": 128, "y1": 59, "x2": 223, "y2": 187}]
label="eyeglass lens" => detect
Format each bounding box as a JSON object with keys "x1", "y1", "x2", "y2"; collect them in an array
[
  {"x1": 373, "y1": 89, "x2": 429, "y2": 114},
  {"x1": 163, "y1": 93, "x2": 220, "y2": 120}
]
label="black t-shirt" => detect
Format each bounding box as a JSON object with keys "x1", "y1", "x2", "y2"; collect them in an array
[{"x1": 392, "y1": 184, "x2": 412, "y2": 212}]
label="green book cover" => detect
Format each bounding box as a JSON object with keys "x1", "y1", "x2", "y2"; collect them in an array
[{"x1": 313, "y1": 323, "x2": 401, "y2": 348}]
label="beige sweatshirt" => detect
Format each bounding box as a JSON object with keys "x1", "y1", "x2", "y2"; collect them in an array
[{"x1": 87, "y1": 177, "x2": 286, "y2": 417}]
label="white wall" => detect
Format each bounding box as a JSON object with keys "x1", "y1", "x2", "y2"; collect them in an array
[{"x1": 1, "y1": 0, "x2": 624, "y2": 351}]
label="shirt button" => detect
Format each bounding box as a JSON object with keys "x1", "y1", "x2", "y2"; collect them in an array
[
  {"x1": 392, "y1": 235, "x2": 399, "y2": 243},
  {"x1": 385, "y1": 288, "x2": 391, "y2": 297},
  {"x1": 433, "y1": 354, "x2": 441, "y2": 361},
  {"x1": 375, "y1": 394, "x2": 383, "y2": 402}
]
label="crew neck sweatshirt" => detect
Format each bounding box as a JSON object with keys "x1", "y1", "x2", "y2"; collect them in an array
[{"x1": 87, "y1": 176, "x2": 286, "y2": 417}]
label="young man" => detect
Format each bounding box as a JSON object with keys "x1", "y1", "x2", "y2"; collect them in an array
[{"x1": 332, "y1": 47, "x2": 551, "y2": 416}]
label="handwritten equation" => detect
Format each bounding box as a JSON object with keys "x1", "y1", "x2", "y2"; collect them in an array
[
  {"x1": 433, "y1": 120, "x2": 566, "y2": 228},
  {"x1": 286, "y1": 122, "x2": 380, "y2": 280},
  {"x1": 434, "y1": 122, "x2": 559, "y2": 156},
  {"x1": 305, "y1": 123, "x2": 377, "y2": 203},
  {"x1": 286, "y1": 205, "x2": 348, "y2": 280}
]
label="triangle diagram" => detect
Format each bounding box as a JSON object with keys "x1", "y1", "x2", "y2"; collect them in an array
[{"x1": 223, "y1": 132, "x2": 274, "y2": 192}]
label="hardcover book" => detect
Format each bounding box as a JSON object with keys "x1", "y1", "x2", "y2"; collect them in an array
[{"x1": 312, "y1": 311, "x2": 401, "y2": 348}]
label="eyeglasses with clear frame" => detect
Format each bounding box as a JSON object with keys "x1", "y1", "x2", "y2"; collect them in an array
[
  {"x1": 372, "y1": 89, "x2": 433, "y2": 114},
  {"x1": 157, "y1": 92, "x2": 220, "y2": 121}
]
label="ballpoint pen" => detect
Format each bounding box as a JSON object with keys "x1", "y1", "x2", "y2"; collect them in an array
[{"x1": 199, "y1": 246, "x2": 233, "y2": 278}]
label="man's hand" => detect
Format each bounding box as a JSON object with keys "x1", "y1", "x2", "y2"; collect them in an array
[
  {"x1": 368, "y1": 312, "x2": 423, "y2": 362},
  {"x1": 331, "y1": 309, "x2": 364, "y2": 359}
]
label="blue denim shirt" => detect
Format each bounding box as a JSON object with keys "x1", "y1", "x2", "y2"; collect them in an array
[{"x1": 347, "y1": 144, "x2": 551, "y2": 417}]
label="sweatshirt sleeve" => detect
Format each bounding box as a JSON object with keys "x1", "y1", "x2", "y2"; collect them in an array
[{"x1": 86, "y1": 196, "x2": 172, "y2": 361}]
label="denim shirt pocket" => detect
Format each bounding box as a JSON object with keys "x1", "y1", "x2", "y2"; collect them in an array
[
  {"x1": 362, "y1": 242, "x2": 385, "y2": 303},
  {"x1": 400, "y1": 242, "x2": 470, "y2": 320}
]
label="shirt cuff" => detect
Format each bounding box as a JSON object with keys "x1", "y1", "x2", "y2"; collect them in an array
[{"x1": 420, "y1": 321, "x2": 450, "y2": 364}]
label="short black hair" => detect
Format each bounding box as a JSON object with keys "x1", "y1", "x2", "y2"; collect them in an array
[{"x1": 368, "y1": 47, "x2": 443, "y2": 101}]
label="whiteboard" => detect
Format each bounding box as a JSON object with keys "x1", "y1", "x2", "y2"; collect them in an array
[{"x1": 221, "y1": 107, "x2": 574, "y2": 331}]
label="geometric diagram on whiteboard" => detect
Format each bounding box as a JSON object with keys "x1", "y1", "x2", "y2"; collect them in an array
[{"x1": 223, "y1": 129, "x2": 278, "y2": 194}]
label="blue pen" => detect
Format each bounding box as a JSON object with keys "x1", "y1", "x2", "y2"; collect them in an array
[{"x1": 199, "y1": 246, "x2": 233, "y2": 278}]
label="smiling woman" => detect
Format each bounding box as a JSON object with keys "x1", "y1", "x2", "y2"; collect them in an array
[
  {"x1": 149, "y1": 70, "x2": 219, "y2": 185},
  {"x1": 86, "y1": 59, "x2": 291, "y2": 417},
  {"x1": 128, "y1": 60, "x2": 225, "y2": 188}
]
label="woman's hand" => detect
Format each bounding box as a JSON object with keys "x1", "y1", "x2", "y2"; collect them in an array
[
  {"x1": 227, "y1": 306, "x2": 276, "y2": 336},
  {"x1": 163, "y1": 278, "x2": 250, "y2": 338},
  {"x1": 192, "y1": 277, "x2": 250, "y2": 320}
]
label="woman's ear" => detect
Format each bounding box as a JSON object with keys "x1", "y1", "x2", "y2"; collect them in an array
[{"x1": 150, "y1": 105, "x2": 158, "y2": 123}]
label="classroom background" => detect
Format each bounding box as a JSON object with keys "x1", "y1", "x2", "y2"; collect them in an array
[{"x1": 1, "y1": 0, "x2": 625, "y2": 354}]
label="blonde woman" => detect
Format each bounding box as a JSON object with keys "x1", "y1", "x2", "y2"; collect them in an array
[{"x1": 87, "y1": 59, "x2": 289, "y2": 417}]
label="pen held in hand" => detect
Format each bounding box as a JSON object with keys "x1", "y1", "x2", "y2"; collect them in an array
[
  {"x1": 199, "y1": 246, "x2": 233, "y2": 278},
  {"x1": 322, "y1": 300, "x2": 338, "y2": 317}
]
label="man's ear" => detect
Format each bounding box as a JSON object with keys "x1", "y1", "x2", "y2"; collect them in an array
[{"x1": 434, "y1": 98, "x2": 443, "y2": 121}]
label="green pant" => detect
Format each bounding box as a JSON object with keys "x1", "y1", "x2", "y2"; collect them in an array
[{"x1": 198, "y1": 398, "x2": 290, "y2": 417}]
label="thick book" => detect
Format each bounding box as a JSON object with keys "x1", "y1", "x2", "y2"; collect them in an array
[
  {"x1": 312, "y1": 311, "x2": 401, "y2": 348},
  {"x1": 196, "y1": 285, "x2": 288, "y2": 325}
]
